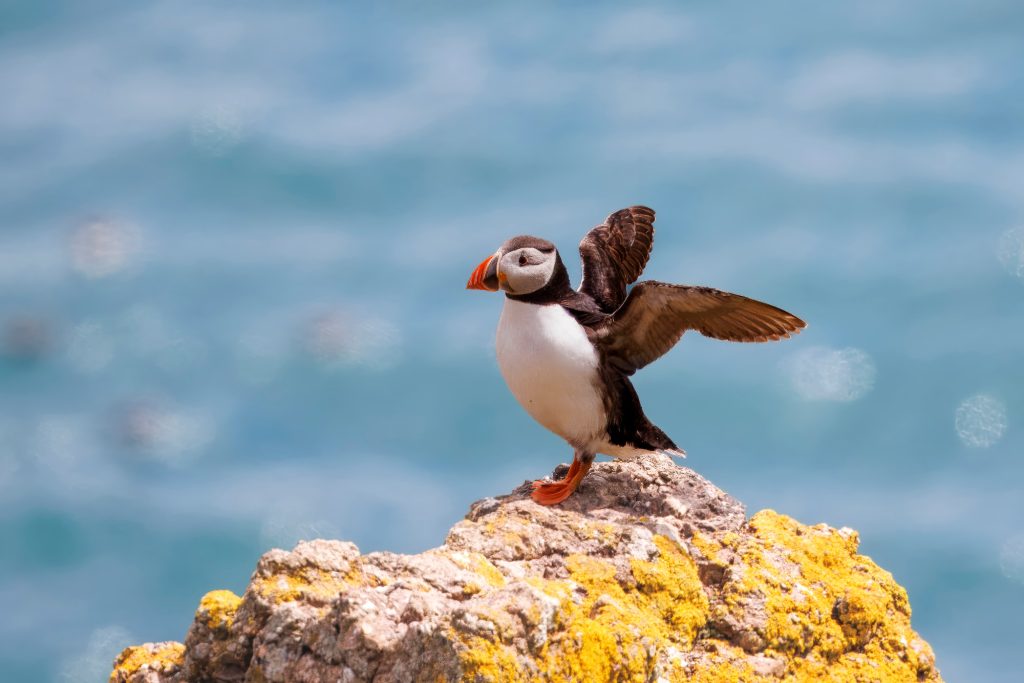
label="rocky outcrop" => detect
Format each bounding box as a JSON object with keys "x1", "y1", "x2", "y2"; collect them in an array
[{"x1": 110, "y1": 455, "x2": 941, "y2": 682}]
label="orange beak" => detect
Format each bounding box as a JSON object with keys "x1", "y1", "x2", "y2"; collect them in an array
[{"x1": 466, "y1": 253, "x2": 499, "y2": 291}]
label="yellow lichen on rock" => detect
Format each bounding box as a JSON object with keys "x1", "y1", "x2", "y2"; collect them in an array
[
  {"x1": 455, "y1": 632, "x2": 525, "y2": 682},
  {"x1": 456, "y1": 534, "x2": 710, "y2": 682},
  {"x1": 197, "y1": 589, "x2": 242, "y2": 630},
  {"x1": 109, "y1": 642, "x2": 184, "y2": 683},
  {"x1": 630, "y1": 535, "x2": 709, "y2": 641},
  {"x1": 546, "y1": 539, "x2": 708, "y2": 682},
  {"x1": 250, "y1": 564, "x2": 361, "y2": 605},
  {"x1": 245, "y1": 539, "x2": 368, "y2": 608},
  {"x1": 471, "y1": 553, "x2": 507, "y2": 588},
  {"x1": 448, "y1": 550, "x2": 507, "y2": 589},
  {"x1": 701, "y1": 509, "x2": 938, "y2": 680}
]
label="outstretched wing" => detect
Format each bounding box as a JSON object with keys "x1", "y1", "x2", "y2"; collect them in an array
[
  {"x1": 595, "y1": 281, "x2": 806, "y2": 374},
  {"x1": 578, "y1": 206, "x2": 656, "y2": 313}
]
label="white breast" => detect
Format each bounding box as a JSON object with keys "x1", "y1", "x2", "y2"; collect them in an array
[{"x1": 495, "y1": 299, "x2": 606, "y2": 445}]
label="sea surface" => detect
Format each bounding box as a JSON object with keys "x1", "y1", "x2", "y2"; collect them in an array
[{"x1": 1, "y1": 2, "x2": 1023, "y2": 681}]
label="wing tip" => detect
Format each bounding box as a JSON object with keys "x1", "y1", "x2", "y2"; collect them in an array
[{"x1": 629, "y1": 206, "x2": 656, "y2": 226}]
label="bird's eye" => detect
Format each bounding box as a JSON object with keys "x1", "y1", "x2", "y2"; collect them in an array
[{"x1": 518, "y1": 254, "x2": 527, "y2": 266}]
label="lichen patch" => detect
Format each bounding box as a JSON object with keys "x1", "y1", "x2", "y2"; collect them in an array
[{"x1": 109, "y1": 642, "x2": 184, "y2": 683}]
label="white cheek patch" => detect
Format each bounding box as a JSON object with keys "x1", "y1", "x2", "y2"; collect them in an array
[{"x1": 502, "y1": 249, "x2": 556, "y2": 294}]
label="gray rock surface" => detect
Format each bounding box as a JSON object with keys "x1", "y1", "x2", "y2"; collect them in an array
[{"x1": 111, "y1": 455, "x2": 941, "y2": 682}]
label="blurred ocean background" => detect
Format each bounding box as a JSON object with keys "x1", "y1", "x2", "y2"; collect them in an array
[{"x1": 1, "y1": 1, "x2": 1022, "y2": 680}]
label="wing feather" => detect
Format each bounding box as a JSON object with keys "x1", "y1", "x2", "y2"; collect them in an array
[
  {"x1": 596, "y1": 282, "x2": 806, "y2": 373},
  {"x1": 578, "y1": 206, "x2": 656, "y2": 312}
]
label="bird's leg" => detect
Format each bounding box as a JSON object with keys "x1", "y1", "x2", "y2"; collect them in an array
[{"x1": 531, "y1": 449, "x2": 594, "y2": 506}]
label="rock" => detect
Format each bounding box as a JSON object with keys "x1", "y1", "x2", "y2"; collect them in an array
[
  {"x1": 110, "y1": 643, "x2": 186, "y2": 683},
  {"x1": 110, "y1": 455, "x2": 942, "y2": 682}
]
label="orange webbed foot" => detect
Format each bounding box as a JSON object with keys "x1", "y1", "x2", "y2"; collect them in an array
[
  {"x1": 530, "y1": 456, "x2": 592, "y2": 506},
  {"x1": 530, "y1": 479, "x2": 579, "y2": 505}
]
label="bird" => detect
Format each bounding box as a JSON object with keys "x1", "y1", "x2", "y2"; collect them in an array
[{"x1": 466, "y1": 206, "x2": 806, "y2": 506}]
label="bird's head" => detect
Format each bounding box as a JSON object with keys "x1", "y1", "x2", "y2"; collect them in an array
[{"x1": 466, "y1": 236, "x2": 560, "y2": 296}]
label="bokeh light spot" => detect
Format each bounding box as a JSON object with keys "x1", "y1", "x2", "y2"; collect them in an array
[
  {"x1": 783, "y1": 346, "x2": 876, "y2": 401},
  {"x1": 997, "y1": 227, "x2": 1024, "y2": 280},
  {"x1": 302, "y1": 311, "x2": 348, "y2": 364},
  {"x1": 300, "y1": 311, "x2": 401, "y2": 370},
  {"x1": 114, "y1": 400, "x2": 216, "y2": 465},
  {"x1": 955, "y1": 394, "x2": 1007, "y2": 448},
  {"x1": 70, "y1": 218, "x2": 140, "y2": 279},
  {"x1": 1000, "y1": 536, "x2": 1024, "y2": 583}
]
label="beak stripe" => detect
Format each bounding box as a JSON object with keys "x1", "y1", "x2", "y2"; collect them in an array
[{"x1": 466, "y1": 254, "x2": 500, "y2": 291}]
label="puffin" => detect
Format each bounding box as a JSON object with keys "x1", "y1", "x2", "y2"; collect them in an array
[{"x1": 466, "y1": 206, "x2": 806, "y2": 505}]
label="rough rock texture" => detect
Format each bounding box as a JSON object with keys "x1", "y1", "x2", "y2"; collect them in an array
[{"x1": 111, "y1": 456, "x2": 942, "y2": 682}]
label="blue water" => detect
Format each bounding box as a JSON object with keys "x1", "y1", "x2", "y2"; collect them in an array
[{"x1": 2, "y1": 1, "x2": 1023, "y2": 680}]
